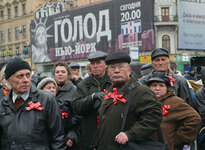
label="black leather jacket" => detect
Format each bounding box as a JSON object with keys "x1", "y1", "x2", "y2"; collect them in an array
[{"x1": 0, "y1": 85, "x2": 66, "y2": 150}]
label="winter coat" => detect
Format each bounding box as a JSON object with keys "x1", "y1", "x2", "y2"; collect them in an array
[
  {"x1": 72, "y1": 72, "x2": 112, "y2": 150},
  {"x1": 184, "y1": 73, "x2": 196, "y2": 80},
  {"x1": 193, "y1": 86, "x2": 205, "y2": 116},
  {"x1": 0, "y1": 88, "x2": 5, "y2": 101},
  {"x1": 139, "y1": 69, "x2": 192, "y2": 105},
  {"x1": 56, "y1": 81, "x2": 76, "y2": 103},
  {"x1": 56, "y1": 81, "x2": 81, "y2": 150},
  {"x1": 197, "y1": 112, "x2": 205, "y2": 150},
  {"x1": 158, "y1": 91, "x2": 201, "y2": 150},
  {"x1": 96, "y1": 77, "x2": 163, "y2": 150},
  {"x1": 0, "y1": 85, "x2": 66, "y2": 150},
  {"x1": 71, "y1": 77, "x2": 83, "y2": 86}
]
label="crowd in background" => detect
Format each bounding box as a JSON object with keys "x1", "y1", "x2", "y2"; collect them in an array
[{"x1": 0, "y1": 48, "x2": 204, "y2": 150}]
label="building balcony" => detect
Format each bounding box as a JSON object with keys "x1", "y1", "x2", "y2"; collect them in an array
[{"x1": 154, "y1": 15, "x2": 178, "y2": 26}]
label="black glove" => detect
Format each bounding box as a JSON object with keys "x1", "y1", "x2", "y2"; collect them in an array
[
  {"x1": 93, "y1": 92, "x2": 105, "y2": 110},
  {"x1": 93, "y1": 92, "x2": 105, "y2": 101}
]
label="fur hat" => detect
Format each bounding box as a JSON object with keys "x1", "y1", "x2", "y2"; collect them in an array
[
  {"x1": 5, "y1": 58, "x2": 31, "y2": 80},
  {"x1": 37, "y1": 77, "x2": 57, "y2": 90}
]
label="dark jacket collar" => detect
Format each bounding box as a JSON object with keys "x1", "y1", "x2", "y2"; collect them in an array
[
  {"x1": 85, "y1": 71, "x2": 111, "y2": 86},
  {"x1": 57, "y1": 81, "x2": 75, "y2": 92},
  {"x1": 109, "y1": 77, "x2": 137, "y2": 94},
  {"x1": 2, "y1": 85, "x2": 39, "y2": 105}
]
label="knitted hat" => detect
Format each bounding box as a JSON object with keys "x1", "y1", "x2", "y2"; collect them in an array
[
  {"x1": 105, "y1": 51, "x2": 131, "y2": 65},
  {"x1": 37, "y1": 77, "x2": 57, "y2": 89},
  {"x1": 5, "y1": 58, "x2": 31, "y2": 80}
]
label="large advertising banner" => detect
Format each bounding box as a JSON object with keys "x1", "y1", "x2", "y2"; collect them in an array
[
  {"x1": 31, "y1": 0, "x2": 154, "y2": 63},
  {"x1": 178, "y1": 0, "x2": 205, "y2": 50}
]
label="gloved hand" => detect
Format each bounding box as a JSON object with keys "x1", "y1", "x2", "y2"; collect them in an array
[
  {"x1": 93, "y1": 92, "x2": 105, "y2": 101},
  {"x1": 93, "y1": 92, "x2": 105, "y2": 110}
]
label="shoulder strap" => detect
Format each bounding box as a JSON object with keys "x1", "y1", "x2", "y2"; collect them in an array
[
  {"x1": 120, "y1": 81, "x2": 138, "y2": 131},
  {"x1": 120, "y1": 81, "x2": 165, "y2": 143}
]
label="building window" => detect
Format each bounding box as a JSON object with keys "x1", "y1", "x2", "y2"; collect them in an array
[
  {"x1": 0, "y1": 31, "x2": 4, "y2": 41},
  {"x1": 15, "y1": 47, "x2": 20, "y2": 55},
  {"x1": 15, "y1": 6, "x2": 18, "y2": 17},
  {"x1": 162, "y1": 35, "x2": 170, "y2": 52},
  {"x1": 0, "y1": 10, "x2": 3, "y2": 20},
  {"x1": 161, "y1": 7, "x2": 169, "y2": 21},
  {"x1": 23, "y1": 25, "x2": 26, "y2": 38},
  {"x1": 8, "y1": 48, "x2": 13, "y2": 56},
  {"x1": 22, "y1": 3, "x2": 26, "y2": 15},
  {"x1": 7, "y1": 8, "x2": 11, "y2": 19},
  {"x1": 8, "y1": 28, "x2": 12, "y2": 41},
  {"x1": 15, "y1": 27, "x2": 20, "y2": 39}
]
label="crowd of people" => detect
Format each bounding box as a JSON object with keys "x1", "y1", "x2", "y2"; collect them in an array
[{"x1": 0, "y1": 48, "x2": 204, "y2": 150}]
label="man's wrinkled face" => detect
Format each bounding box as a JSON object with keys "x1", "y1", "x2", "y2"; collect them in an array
[
  {"x1": 90, "y1": 60, "x2": 107, "y2": 78},
  {"x1": 107, "y1": 62, "x2": 131, "y2": 86},
  {"x1": 152, "y1": 56, "x2": 169, "y2": 73},
  {"x1": 8, "y1": 69, "x2": 31, "y2": 95}
]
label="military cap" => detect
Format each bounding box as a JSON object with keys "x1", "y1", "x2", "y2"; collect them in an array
[
  {"x1": 88, "y1": 51, "x2": 108, "y2": 61},
  {"x1": 141, "y1": 63, "x2": 153, "y2": 70},
  {"x1": 151, "y1": 48, "x2": 169, "y2": 61},
  {"x1": 69, "y1": 63, "x2": 80, "y2": 69},
  {"x1": 105, "y1": 51, "x2": 131, "y2": 65},
  {"x1": 147, "y1": 72, "x2": 171, "y2": 87}
]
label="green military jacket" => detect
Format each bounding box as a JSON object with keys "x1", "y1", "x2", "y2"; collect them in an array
[{"x1": 97, "y1": 77, "x2": 162, "y2": 150}]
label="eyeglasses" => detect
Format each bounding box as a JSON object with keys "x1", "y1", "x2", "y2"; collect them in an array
[{"x1": 108, "y1": 64, "x2": 129, "y2": 71}]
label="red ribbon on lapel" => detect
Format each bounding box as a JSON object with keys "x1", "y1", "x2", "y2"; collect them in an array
[
  {"x1": 97, "y1": 116, "x2": 99, "y2": 128},
  {"x1": 162, "y1": 105, "x2": 170, "y2": 116},
  {"x1": 168, "y1": 74, "x2": 176, "y2": 87},
  {"x1": 104, "y1": 88, "x2": 127, "y2": 105},
  {"x1": 61, "y1": 110, "x2": 68, "y2": 119},
  {"x1": 25, "y1": 101, "x2": 43, "y2": 111}
]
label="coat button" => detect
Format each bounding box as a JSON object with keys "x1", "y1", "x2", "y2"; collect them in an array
[{"x1": 12, "y1": 141, "x2": 15, "y2": 145}]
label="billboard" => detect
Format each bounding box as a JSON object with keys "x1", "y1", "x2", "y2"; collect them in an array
[
  {"x1": 31, "y1": 0, "x2": 154, "y2": 63},
  {"x1": 178, "y1": 0, "x2": 205, "y2": 50}
]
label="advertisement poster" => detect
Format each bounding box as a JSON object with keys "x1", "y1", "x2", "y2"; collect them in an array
[
  {"x1": 31, "y1": 0, "x2": 154, "y2": 63},
  {"x1": 178, "y1": 0, "x2": 205, "y2": 50}
]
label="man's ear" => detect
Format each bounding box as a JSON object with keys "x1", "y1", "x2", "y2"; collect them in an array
[
  {"x1": 6, "y1": 79, "x2": 11, "y2": 86},
  {"x1": 128, "y1": 66, "x2": 131, "y2": 75}
]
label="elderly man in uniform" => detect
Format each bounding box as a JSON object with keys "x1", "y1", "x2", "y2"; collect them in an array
[
  {"x1": 139, "y1": 48, "x2": 192, "y2": 105},
  {"x1": 0, "y1": 58, "x2": 66, "y2": 149},
  {"x1": 95, "y1": 51, "x2": 162, "y2": 150},
  {"x1": 72, "y1": 51, "x2": 112, "y2": 150},
  {"x1": 69, "y1": 62, "x2": 83, "y2": 86}
]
